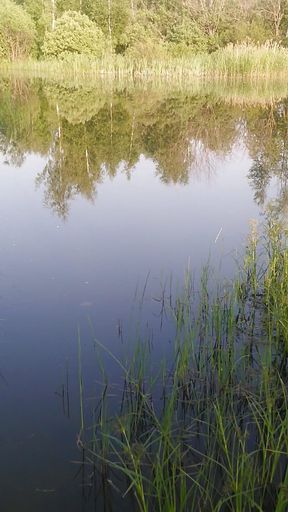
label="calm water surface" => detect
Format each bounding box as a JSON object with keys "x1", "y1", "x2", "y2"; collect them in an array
[{"x1": 0, "y1": 77, "x2": 287, "y2": 511}]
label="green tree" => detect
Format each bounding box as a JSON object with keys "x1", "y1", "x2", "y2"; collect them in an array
[
  {"x1": 24, "y1": 0, "x2": 53, "y2": 55},
  {"x1": 167, "y1": 19, "x2": 210, "y2": 54},
  {"x1": 121, "y1": 20, "x2": 167, "y2": 59},
  {"x1": 0, "y1": 0, "x2": 36, "y2": 60},
  {"x1": 259, "y1": 0, "x2": 288, "y2": 40},
  {"x1": 42, "y1": 10, "x2": 106, "y2": 58},
  {"x1": 82, "y1": 0, "x2": 131, "y2": 51}
]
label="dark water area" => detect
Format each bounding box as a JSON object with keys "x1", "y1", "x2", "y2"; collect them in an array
[{"x1": 0, "y1": 77, "x2": 287, "y2": 511}]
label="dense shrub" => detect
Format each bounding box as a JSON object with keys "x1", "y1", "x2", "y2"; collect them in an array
[
  {"x1": 233, "y1": 18, "x2": 273, "y2": 45},
  {"x1": 0, "y1": 0, "x2": 36, "y2": 60},
  {"x1": 167, "y1": 20, "x2": 210, "y2": 55},
  {"x1": 120, "y1": 21, "x2": 167, "y2": 60},
  {"x1": 42, "y1": 11, "x2": 106, "y2": 59}
]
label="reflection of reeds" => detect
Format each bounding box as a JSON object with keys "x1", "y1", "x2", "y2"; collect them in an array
[
  {"x1": 2, "y1": 65, "x2": 288, "y2": 109},
  {"x1": 79, "y1": 220, "x2": 288, "y2": 511}
]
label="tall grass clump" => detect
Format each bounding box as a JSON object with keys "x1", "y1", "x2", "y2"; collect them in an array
[
  {"x1": 1, "y1": 42, "x2": 288, "y2": 80},
  {"x1": 78, "y1": 219, "x2": 288, "y2": 511},
  {"x1": 209, "y1": 42, "x2": 288, "y2": 78}
]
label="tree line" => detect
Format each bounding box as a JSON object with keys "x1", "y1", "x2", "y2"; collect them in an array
[{"x1": 1, "y1": 0, "x2": 288, "y2": 61}]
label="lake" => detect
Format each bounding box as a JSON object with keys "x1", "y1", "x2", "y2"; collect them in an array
[{"x1": 0, "y1": 76, "x2": 287, "y2": 511}]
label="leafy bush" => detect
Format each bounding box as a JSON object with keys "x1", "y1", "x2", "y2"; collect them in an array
[
  {"x1": 0, "y1": 0, "x2": 36, "y2": 60},
  {"x1": 42, "y1": 11, "x2": 106, "y2": 59}
]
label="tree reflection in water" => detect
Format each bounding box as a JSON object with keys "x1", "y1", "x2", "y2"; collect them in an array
[{"x1": 1, "y1": 77, "x2": 288, "y2": 219}]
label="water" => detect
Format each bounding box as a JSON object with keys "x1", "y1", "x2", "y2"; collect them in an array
[{"x1": 0, "y1": 77, "x2": 287, "y2": 511}]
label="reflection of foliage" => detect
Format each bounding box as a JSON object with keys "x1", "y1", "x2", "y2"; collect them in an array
[
  {"x1": 2, "y1": 78, "x2": 288, "y2": 219},
  {"x1": 271, "y1": 187, "x2": 288, "y2": 219},
  {"x1": 35, "y1": 99, "x2": 141, "y2": 216},
  {"x1": 248, "y1": 158, "x2": 272, "y2": 205},
  {"x1": 247, "y1": 101, "x2": 288, "y2": 218},
  {"x1": 0, "y1": 78, "x2": 52, "y2": 161},
  {"x1": 36, "y1": 136, "x2": 97, "y2": 218},
  {"x1": 0, "y1": 133, "x2": 24, "y2": 167},
  {"x1": 45, "y1": 84, "x2": 106, "y2": 124}
]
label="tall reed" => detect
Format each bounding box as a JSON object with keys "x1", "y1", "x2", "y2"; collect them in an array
[
  {"x1": 2, "y1": 43, "x2": 288, "y2": 81},
  {"x1": 79, "y1": 219, "x2": 288, "y2": 511}
]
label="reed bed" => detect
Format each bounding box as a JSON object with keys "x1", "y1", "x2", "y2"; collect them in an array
[
  {"x1": 78, "y1": 219, "x2": 288, "y2": 511},
  {"x1": 1, "y1": 43, "x2": 288, "y2": 82}
]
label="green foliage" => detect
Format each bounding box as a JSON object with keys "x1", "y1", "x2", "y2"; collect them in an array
[
  {"x1": 24, "y1": 0, "x2": 52, "y2": 56},
  {"x1": 121, "y1": 21, "x2": 167, "y2": 60},
  {"x1": 167, "y1": 19, "x2": 210, "y2": 55},
  {"x1": 56, "y1": 0, "x2": 82, "y2": 16},
  {"x1": 82, "y1": 0, "x2": 131, "y2": 50},
  {"x1": 2, "y1": 0, "x2": 288, "y2": 61},
  {"x1": 0, "y1": 0, "x2": 36, "y2": 60},
  {"x1": 42, "y1": 10, "x2": 106, "y2": 59},
  {"x1": 232, "y1": 18, "x2": 272, "y2": 45}
]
